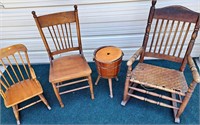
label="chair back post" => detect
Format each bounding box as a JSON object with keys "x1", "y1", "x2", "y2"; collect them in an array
[
  {"x1": 180, "y1": 15, "x2": 200, "y2": 71},
  {"x1": 139, "y1": 0, "x2": 157, "y2": 63},
  {"x1": 32, "y1": 11, "x2": 54, "y2": 61},
  {"x1": 74, "y1": 5, "x2": 83, "y2": 55}
]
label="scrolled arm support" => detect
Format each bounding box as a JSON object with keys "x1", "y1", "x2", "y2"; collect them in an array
[
  {"x1": 188, "y1": 56, "x2": 200, "y2": 83},
  {"x1": 127, "y1": 47, "x2": 144, "y2": 67}
]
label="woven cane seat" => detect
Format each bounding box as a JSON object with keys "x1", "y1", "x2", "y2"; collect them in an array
[{"x1": 130, "y1": 63, "x2": 188, "y2": 93}]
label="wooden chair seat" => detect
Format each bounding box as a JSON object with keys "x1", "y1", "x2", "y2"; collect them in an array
[
  {"x1": 49, "y1": 54, "x2": 92, "y2": 83},
  {"x1": 130, "y1": 63, "x2": 188, "y2": 93},
  {"x1": 4, "y1": 79, "x2": 43, "y2": 108}
]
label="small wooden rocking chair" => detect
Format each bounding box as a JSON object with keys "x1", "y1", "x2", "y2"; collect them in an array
[
  {"x1": 121, "y1": 0, "x2": 200, "y2": 123},
  {"x1": 0, "y1": 44, "x2": 51, "y2": 124}
]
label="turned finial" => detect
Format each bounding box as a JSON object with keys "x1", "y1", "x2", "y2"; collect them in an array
[
  {"x1": 152, "y1": 0, "x2": 157, "y2": 6},
  {"x1": 74, "y1": 5, "x2": 78, "y2": 11},
  {"x1": 32, "y1": 11, "x2": 37, "y2": 17}
]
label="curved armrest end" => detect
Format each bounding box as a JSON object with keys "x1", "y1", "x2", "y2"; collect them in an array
[{"x1": 127, "y1": 47, "x2": 144, "y2": 67}]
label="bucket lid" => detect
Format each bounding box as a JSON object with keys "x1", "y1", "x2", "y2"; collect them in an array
[{"x1": 95, "y1": 46, "x2": 122, "y2": 63}]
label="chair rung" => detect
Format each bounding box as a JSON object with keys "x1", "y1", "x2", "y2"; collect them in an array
[
  {"x1": 57, "y1": 78, "x2": 88, "y2": 88},
  {"x1": 129, "y1": 86, "x2": 182, "y2": 103},
  {"x1": 128, "y1": 93, "x2": 179, "y2": 110},
  {"x1": 59, "y1": 85, "x2": 90, "y2": 95},
  {"x1": 18, "y1": 100, "x2": 42, "y2": 111}
]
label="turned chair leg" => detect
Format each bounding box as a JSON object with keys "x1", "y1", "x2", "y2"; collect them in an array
[
  {"x1": 108, "y1": 78, "x2": 113, "y2": 98},
  {"x1": 121, "y1": 76, "x2": 131, "y2": 106},
  {"x1": 38, "y1": 94, "x2": 51, "y2": 110},
  {"x1": 175, "y1": 81, "x2": 197, "y2": 123},
  {"x1": 95, "y1": 75, "x2": 101, "y2": 85},
  {"x1": 171, "y1": 93, "x2": 180, "y2": 123},
  {"x1": 88, "y1": 75, "x2": 95, "y2": 99},
  {"x1": 52, "y1": 83, "x2": 64, "y2": 108},
  {"x1": 12, "y1": 105, "x2": 20, "y2": 125}
]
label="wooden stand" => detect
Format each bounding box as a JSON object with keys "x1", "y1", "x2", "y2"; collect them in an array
[
  {"x1": 94, "y1": 46, "x2": 123, "y2": 98},
  {"x1": 95, "y1": 75, "x2": 119, "y2": 98}
]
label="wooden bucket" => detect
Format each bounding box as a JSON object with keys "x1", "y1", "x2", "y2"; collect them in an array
[{"x1": 94, "y1": 46, "x2": 123, "y2": 78}]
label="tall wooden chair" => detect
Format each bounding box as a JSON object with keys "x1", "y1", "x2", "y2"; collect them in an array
[
  {"x1": 32, "y1": 5, "x2": 94, "y2": 107},
  {"x1": 0, "y1": 44, "x2": 51, "y2": 125},
  {"x1": 121, "y1": 0, "x2": 200, "y2": 123}
]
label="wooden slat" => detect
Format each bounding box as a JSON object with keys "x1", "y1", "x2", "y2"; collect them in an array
[
  {"x1": 64, "y1": 23, "x2": 70, "y2": 48},
  {"x1": 168, "y1": 21, "x2": 180, "y2": 55},
  {"x1": 158, "y1": 20, "x2": 169, "y2": 53},
  {"x1": 18, "y1": 52, "x2": 30, "y2": 79},
  {"x1": 6, "y1": 56, "x2": 20, "y2": 82},
  {"x1": 154, "y1": 19, "x2": 164, "y2": 53},
  {"x1": 0, "y1": 90, "x2": 6, "y2": 100},
  {"x1": 0, "y1": 71, "x2": 10, "y2": 87},
  {"x1": 52, "y1": 25, "x2": 61, "y2": 50},
  {"x1": 48, "y1": 26, "x2": 58, "y2": 51},
  {"x1": 60, "y1": 24, "x2": 68, "y2": 49},
  {"x1": 12, "y1": 55, "x2": 25, "y2": 80},
  {"x1": 56, "y1": 25, "x2": 65, "y2": 49},
  {"x1": 149, "y1": 19, "x2": 159, "y2": 52},
  {"x1": 0, "y1": 59, "x2": 15, "y2": 84},
  {"x1": 178, "y1": 23, "x2": 191, "y2": 57},
  {"x1": 163, "y1": 20, "x2": 175, "y2": 54},
  {"x1": 69, "y1": 23, "x2": 74, "y2": 48},
  {"x1": 0, "y1": 79, "x2": 8, "y2": 90},
  {"x1": 173, "y1": 22, "x2": 186, "y2": 56}
]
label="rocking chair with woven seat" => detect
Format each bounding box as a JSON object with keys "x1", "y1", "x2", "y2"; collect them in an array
[{"x1": 121, "y1": 0, "x2": 200, "y2": 123}]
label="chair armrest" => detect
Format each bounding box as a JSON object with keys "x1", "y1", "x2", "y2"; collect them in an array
[
  {"x1": 127, "y1": 47, "x2": 144, "y2": 67},
  {"x1": 30, "y1": 67, "x2": 36, "y2": 79},
  {"x1": 188, "y1": 56, "x2": 200, "y2": 83}
]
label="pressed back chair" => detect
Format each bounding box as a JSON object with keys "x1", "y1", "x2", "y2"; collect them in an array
[
  {"x1": 32, "y1": 5, "x2": 94, "y2": 107},
  {"x1": 121, "y1": 0, "x2": 200, "y2": 123},
  {"x1": 0, "y1": 44, "x2": 51, "y2": 125}
]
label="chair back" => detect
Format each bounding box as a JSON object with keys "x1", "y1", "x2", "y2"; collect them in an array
[
  {"x1": 140, "y1": 0, "x2": 200, "y2": 71},
  {"x1": 0, "y1": 44, "x2": 32, "y2": 100},
  {"x1": 32, "y1": 5, "x2": 83, "y2": 61}
]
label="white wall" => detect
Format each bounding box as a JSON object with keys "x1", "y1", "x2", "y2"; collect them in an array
[{"x1": 0, "y1": 0, "x2": 200, "y2": 63}]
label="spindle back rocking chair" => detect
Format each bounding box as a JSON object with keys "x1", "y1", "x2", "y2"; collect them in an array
[
  {"x1": 32, "y1": 5, "x2": 94, "y2": 107},
  {"x1": 0, "y1": 44, "x2": 51, "y2": 125},
  {"x1": 121, "y1": 0, "x2": 200, "y2": 123}
]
